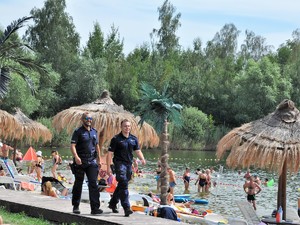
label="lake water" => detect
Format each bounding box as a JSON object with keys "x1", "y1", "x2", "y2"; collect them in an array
[{"x1": 37, "y1": 148, "x2": 300, "y2": 220}]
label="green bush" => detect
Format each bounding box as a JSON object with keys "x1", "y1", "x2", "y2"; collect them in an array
[{"x1": 171, "y1": 106, "x2": 211, "y2": 149}]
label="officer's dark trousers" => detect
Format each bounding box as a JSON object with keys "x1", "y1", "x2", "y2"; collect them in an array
[
  {"x1": 72, "y1": 162, "x2": 100, "y2": 210},
  {"x1": 109, "y1": 161, "x2": 132, "y2": 209}
]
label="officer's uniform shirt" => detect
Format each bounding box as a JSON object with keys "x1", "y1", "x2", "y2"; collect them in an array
[
  {"x1": 108, "y1": 132, "x2": 140, "y2": 164},
  {"x1": 71, "y1": 126, "x2": 99, "y2": 164}
]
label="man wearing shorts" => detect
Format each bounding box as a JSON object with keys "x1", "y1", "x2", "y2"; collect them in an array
[
  {"x1": 243, "y1": 176, "x2": 262, "y2": 210},
  {"x1": 167, "y1": 167, "x2": 176, "y2": 195}
]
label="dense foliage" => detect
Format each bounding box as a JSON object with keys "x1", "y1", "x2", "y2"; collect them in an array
[{"x1": 1, "y1": 0, "x2": 300, "y2": 149}]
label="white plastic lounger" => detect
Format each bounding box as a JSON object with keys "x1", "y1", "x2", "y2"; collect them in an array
[{"x1": 0, "y1": 159, "x2": 40, "y2": 187}]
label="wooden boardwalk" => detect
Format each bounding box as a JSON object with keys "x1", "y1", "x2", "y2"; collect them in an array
[{"x1": 0, "y1": 189, "x2": 188, "y2": 225}]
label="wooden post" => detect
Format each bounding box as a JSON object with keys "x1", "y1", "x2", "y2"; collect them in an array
[
  {"x1": 277, "y1": 174, "x2": 282, "y2": 209},
  {"x1": 282, "y1": 159, "x2": 287, "y2": 220},
  {"x1": 12, "y1": 140, "x2": 17, "y2": 166},
  {"x1": 277, "y1": 159, "x2": 287, "y2": 220}
]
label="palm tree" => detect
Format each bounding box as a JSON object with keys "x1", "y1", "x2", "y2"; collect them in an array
[
  {"x1": 136, "y1": 82, "x2": 182, "y2": 204},
  {"x1": 0, "y1": 16, "x2": 47, "y2": 99}
]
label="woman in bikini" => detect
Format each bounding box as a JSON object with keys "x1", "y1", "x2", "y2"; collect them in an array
[{"x1": 35, "y1": 151, "x2": 44, "y2": 182}]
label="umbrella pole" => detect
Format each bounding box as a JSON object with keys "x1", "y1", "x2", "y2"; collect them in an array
[
  {"x1": 277, "y1": 175, "x2": 282, "y2": 209},
  {"x1": 12, "y1": 140, "x2": 17, "y2": 166},
  {"x1": 282, "y1": 160, "x2": 287, "y2": 220},
  {"x1": 277, "y1": 160, "x2": 287, "y2": 220}
]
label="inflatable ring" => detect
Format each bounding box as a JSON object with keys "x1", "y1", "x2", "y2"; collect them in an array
[{"x1": 267, "y1": 179, "x2": 274, "y2": 187}]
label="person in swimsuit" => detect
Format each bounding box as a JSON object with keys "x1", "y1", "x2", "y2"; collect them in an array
[
  {"x1": 205, "y1": 169, "x2": 212, "y2": 192},
  {"x1": 195, "y1": 170, "x2": 207, "y2": 193},
  {"x1": 243, "y1": 176, "x2": 262, "y2": 210},
  {"x1": 42, "y1": 181, "x2": 59, "y2": 198},
  {"x1": 167, "y1": 167, "x2": 176, "y2": 195},
  {"x1": 35, "y1": 151, "x2": 44, "y2": 182},
  {"x1": 244, "y1": 169, "x2": 251, "y2": 180},
  {"x1": 51, "y1": 150, "x2": 61, "y2": 179},
  {"x1": 155, "y1": 163, "x2": 162, "y2": 192},
  {"x1": 253, "y1": 174, "x2": 261, "y2": 185},
  {"x1": 182, "y1": 167, "x2": 191, "y2": 193}
]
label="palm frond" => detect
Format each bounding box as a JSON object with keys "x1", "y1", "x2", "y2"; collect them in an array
[
  {"x1": 0, "y1": 16, "x2": 33, "y2": 46},
  {"x1": 136, "y1": 82, "x2": 182, "y2": 134},
  {"x1": 0, "y1": 67, "x2": 10, "y2": 98},
  {"x1": 10, "y1": 56, "x2": 48, "y2": 75}
]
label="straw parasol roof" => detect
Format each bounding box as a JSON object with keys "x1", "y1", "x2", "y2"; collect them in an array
[
  {"x1": 0, "y1": 109, "x2": 22, "y2": 140},
  {"x1": 13, "y1": 108, "x2": 52, "y2": 144},
  {"x1": 52, "y1": 90, "x2": 159, "y2": 149},
  {"x1": 216, "y1": 99, "x2": 300, "y2": 219}
]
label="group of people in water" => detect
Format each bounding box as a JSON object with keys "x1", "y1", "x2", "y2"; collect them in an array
[
  {"x1": 154, "y1": 163, "x2": 216, "y2": 196},
  {"x1": 152, "y1": 162, "x2": 275, "y2": 213}
]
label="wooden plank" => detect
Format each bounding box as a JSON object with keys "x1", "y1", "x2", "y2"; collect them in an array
[{"x1": 236, "y1": 200, "x2": 261, "y2": 225}]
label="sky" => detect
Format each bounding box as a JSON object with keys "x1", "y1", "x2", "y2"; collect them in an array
[{"x1": 1, "y1": 0, "x2": 300, "y2": 54}]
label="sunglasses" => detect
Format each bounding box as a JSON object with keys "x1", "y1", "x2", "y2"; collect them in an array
[{"x1": 85, "y1": 117, "x2": 93, "y2": 121}]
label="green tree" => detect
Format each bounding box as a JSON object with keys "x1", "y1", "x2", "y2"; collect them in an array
[
  {"x1": 83, "y1": 22, "x2": 105, "y2": 59},
  {"x1": 102, "y1": 25, "x2": 131, "y2": 106},
  {"x1": 151, "y1": 0, "x2": 181, "y2": 57},
  {"x1": 195, "y1": 24, "x2": 240, "y2": 125},
  {"x1": 205, "y1": 23, "x2": 240, "y2": 59},
  {"x1": 0, "y1": 17, "x2": 46, "y2": 99},
  {"x1": 238, "y1": 30, "x2": 273, "y2": 70},
  {"x1": 1, "y1": 73, "x2": 40, "y2": 114},
  {"x1": 232, "y1": 57, "x2": 291, "y2": 124},
  {"x1": 64, "y1": 57, "x2": 108, "y2": 106},
  {"x1": 26, "y1": 0, "x2": 80, "y2": 111},
  {"x1": 135, "y1": 82, "x2": 182, "y2": 205},
  {"x1": 104, "y1": 25, "x2": 124, "y2": 62},
  {"x1": 281, "y1": 29, "x2": 300, "y2": 106}
]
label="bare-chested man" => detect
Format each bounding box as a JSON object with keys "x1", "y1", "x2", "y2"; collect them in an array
[
  {"x1": 0, "y1": 143, "x2": 13, "y2": 159},
  {"x1": 243, "y1": 176, "x2": 262, "y2": 210},
  {"x1": 167, "y1": 167, "x2": 176, "y2": 195}
]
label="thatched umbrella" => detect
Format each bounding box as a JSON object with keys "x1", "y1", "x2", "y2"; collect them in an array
[
  {"x1": 0, "y1": 109, "x2": 22, "y2": 140},
  {"x1": 216, "y1": 99, "x2": 300, "y2": 220},
  {"x1": 52, "y1": 90, "x2": 159, "y2": 151},
  {"x1": 11, "y1": 108, "x2": 52, "y2": 164}
]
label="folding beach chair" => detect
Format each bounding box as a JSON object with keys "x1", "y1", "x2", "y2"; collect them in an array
[
  {"x1": 0, "y1": 174, "x2": 16, "y2": 190},
  {"x1": 0, "y1": 159, "x2": 40, "y2": 189}
]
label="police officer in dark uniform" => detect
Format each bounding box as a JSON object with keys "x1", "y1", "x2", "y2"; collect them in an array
[
  {"x1": 107, "y1": 119, "x2": 146, "y2": 217},
  {"x1": 70, "y1": 112, "x2": 103, "y2": 215}
]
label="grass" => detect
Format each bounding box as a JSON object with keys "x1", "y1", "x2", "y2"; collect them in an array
[{"x1": 0, "y1": 206, "x2": 77, "y2": 225}]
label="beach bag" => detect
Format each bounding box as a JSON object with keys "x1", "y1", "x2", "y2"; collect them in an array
[{"x1": 157, "y1": 206, "x2": 178, "y2": 221}]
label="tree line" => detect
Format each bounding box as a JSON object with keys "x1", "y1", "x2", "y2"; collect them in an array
[{"x1": 1, "y1": 0, "x2": 300, "y2": 149}]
